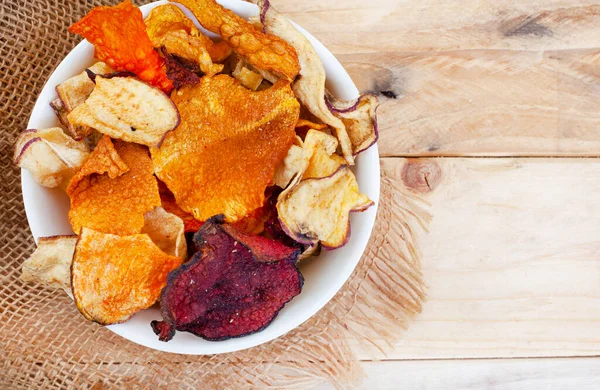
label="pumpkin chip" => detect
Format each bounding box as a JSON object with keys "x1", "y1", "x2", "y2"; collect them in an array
[
  {"x1": 67, "y1": 136, "x2": 161, "y2": 235},
  {"x1": 72, "y1": 228, "x2": 182, "y2": 325},
  {"x1": 295, "y1": 119, "x2": 328, "y2": 132},
  {"x1": 69, "y1": 0, "x2": 173, "y2": 92},
  {"x1": 152, "y1": 75, "x2": 299, "y2": 222},
  {"x1": 145, "y1": 4, "x2": 232, "y2": 71},
  {"x1": 171, "y1": 0, "x2": 299, "y2": 80}
]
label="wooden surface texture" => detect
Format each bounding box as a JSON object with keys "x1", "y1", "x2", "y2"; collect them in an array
[{"x1": 270, "y1": 0, "x2": 600, "y2": 386}]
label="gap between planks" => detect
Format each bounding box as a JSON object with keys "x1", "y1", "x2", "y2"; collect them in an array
[{"x1": 350, "y1": 157, "x2": 600, "y2": 360}]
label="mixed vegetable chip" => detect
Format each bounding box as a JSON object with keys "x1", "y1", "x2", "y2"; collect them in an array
[{"x1": 18, "y1": 0, "x2": 377, "y2": 341}]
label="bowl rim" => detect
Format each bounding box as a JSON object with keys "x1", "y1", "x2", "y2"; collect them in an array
[{"x1": 22, "y1": 0, "x2": 380, "y2": 355}]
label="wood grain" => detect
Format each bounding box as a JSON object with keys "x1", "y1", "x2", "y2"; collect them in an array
[
  {"x1": 350, "y1": 158, "x2": 600, "y2": 360},
  {"x1": 270, "y1": 0, "x2": 600, "y2": 157},
  {"x1": 317, "y1": 358, "x2": 600, "y2": 389},
  {"x1": 342, "y1": 49, "x2": 600, "y2": 156},
  {"x1": 273, "y1": 0, "x2": 600, "y2": 54}
]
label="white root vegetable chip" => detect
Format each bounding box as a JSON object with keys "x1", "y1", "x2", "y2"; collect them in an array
[
  {"x1": 327, "y1": 93, "x2": 379, "y2": 155},
  {"x1": 141, "y1": 206, "x2": 187, "y2": 260},
  {"x1": 21, "y1": 235, "x2": 78, "y2": 292},
  {"x1": 273, "y1": 135, "x2": 304, "y2": 188},
  {"x1": 67, "y1": 74, "x2": 180, "y2": 147},
  {"x1": 14, "y1": 127, "x2": 90, "y2": 188},
  {"x1": 256, "y1": 0, "x2": 379, "y2": 159},
  {"x1": 277, "y1": 165, "x2": 373, "y2": 249},
  {"x1": 54, "y1": 61, "x2": 114, "y2": 139},
  {"x1": 255, "y1": 0, "x2": 354, "y2": 164},
  {"x1": 273, "y1": 130, "x2": 343, "y2": 189}
]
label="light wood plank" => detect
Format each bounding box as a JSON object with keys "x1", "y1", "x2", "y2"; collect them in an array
[
  {"x1": 350, "y1": 158, "x2": 600, "y2": 359},
  {"x1": 271, "y1": 0, "x2": 600, "y2": 156},
  {"x1": 274, "y1": 0, "x2": 600, "y2": 54},
  {"x1": 318, "y1": 358, "x2": 600, "y2": 389},
  {"x1": 339, "y1": 49, "x2": 600, "y2": 156}
]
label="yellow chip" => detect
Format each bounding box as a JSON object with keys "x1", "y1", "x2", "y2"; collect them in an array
[
  {"x1": 72, "y1": 228, "x2": 182, "y2": 324},
  {"x1": 152, "y1": 75, "x2": 299, "y2": 222},
  {"x1": 159, "y1": 29, "x2": 224, "y2": 76},
  {"x1": 67, "y1": 75, "x2": 180, "y2": 147},
  {"x1": 67, "y1": 136, "x2": 161, "y2": 235},
  {"x1": 273, "y1": 130, "x2": 342, "y2": 188},
  {"x1": 172, "y1": 0, "x2": 299, "y2": 80},
  {"x1": 145, "y1": 4, "x2": 231, "y2": 75},
  {"x1": 141, "y1": 206, "x2": 187, "y2": 260},
  {"x1": 277, "y1": 166, "x2": 373, "y2": 249},
  {"x1": 232, "y1": 59, "x2": 263, "y2": 90},
  {"x1": 295, "y1": 119, "x2": 328, "y2": 131},
  {"x1": 302, "y1": 130, "x2": 345, "y2": 179},
  {"x1": 14, "y1": 127, "x2": 90, "y2": 189},
  {"x1": 21, "y1": 235, "x2": 78, "y2": 292}
]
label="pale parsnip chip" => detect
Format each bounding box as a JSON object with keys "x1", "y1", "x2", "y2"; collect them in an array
[
  {"x1": 327, "y1": 93, "x2": 379, "y2": 155},
  {"x1": 277, "y1": 166, "x2": 373, "y2": 249},
  {"x1": 20, "y1": 235, "x2": 78, "y2": 292},
  {"x1": 273, "y1": 130, "x2": 341, "y2": 189},
  {"x1": 55, "y1": 62, "x2": 114, "y2": 139},
  {"x1": 255, "y1": 0, "x2": 354, "y2": 164},
  {"x1": 14, "y1": 128, "x2": 90, "y2": 188},
  {"x1": 141, "y1": 206, "x2": 187, "y2": 260},
  {"x1": 67, "y1": 75, "x2": 180, "y2": 147}
]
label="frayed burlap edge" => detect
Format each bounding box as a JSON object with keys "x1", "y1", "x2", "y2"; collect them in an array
[
  {"x1": 2, "y1": 173, "x2": 429, "y2": 389},
  {"x1": 0, "y1": 0, "x2": 430, "y2": 388}
]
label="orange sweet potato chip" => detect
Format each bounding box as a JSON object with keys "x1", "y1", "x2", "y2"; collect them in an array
[
  {"x1": 69, "y1": 0, "x2": 173, "y2": 92},
  {"x1": 72, "y1": 228, "x2": 182, "y2": 324},
  {"x1": 152, "y1": 75, "x2": 299, "y2": 222},
  {"x1": 158, "y1": 180, "x2": 204, "y2": 233},
  {"x1": 172, "y1": 0, "x2": 299, "y2": 80},
  {"x1": 145, "y1": 4, "x2": 198, "y2": 40},
  {"x1": 145, "y1": 4, "x2": 232, "y2": 64},
  {"x1": 158, "y1": 30, "x2": 224, "y2": 76},
  {"x1": 295, "y1": 119, "x2": 328, "y2": 131},
  {"x1": 67, "y1": 136, "x2": 161, "y2": 235}
]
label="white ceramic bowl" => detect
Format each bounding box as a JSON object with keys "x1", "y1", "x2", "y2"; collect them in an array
[{"x1": 22, "y1": 0, "x2": 380, "y2": 354}]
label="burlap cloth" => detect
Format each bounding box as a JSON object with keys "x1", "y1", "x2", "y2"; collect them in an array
[{"x1": 0, "y1": 1, "x2": 429, "y2": 388}]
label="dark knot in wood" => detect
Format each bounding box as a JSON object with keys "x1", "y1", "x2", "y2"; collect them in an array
[{"x1": 401, "y1": 159, "x2": 441, "y2": 193}]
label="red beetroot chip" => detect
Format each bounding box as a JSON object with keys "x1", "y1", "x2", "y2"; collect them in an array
[
  {"x1": 161, "y1": 47, "x2": 201, "y2": 90},
  {"x1": 151, "y1": 215, "x2": 303, "y2": 341},
  {"x1": 262, "y1": 187, "x2": 303, "y2": 249}
]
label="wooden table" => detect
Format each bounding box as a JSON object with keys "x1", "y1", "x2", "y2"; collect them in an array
[{"x1": 272, "y1": 0, "x2": 600, "y2": 387}]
